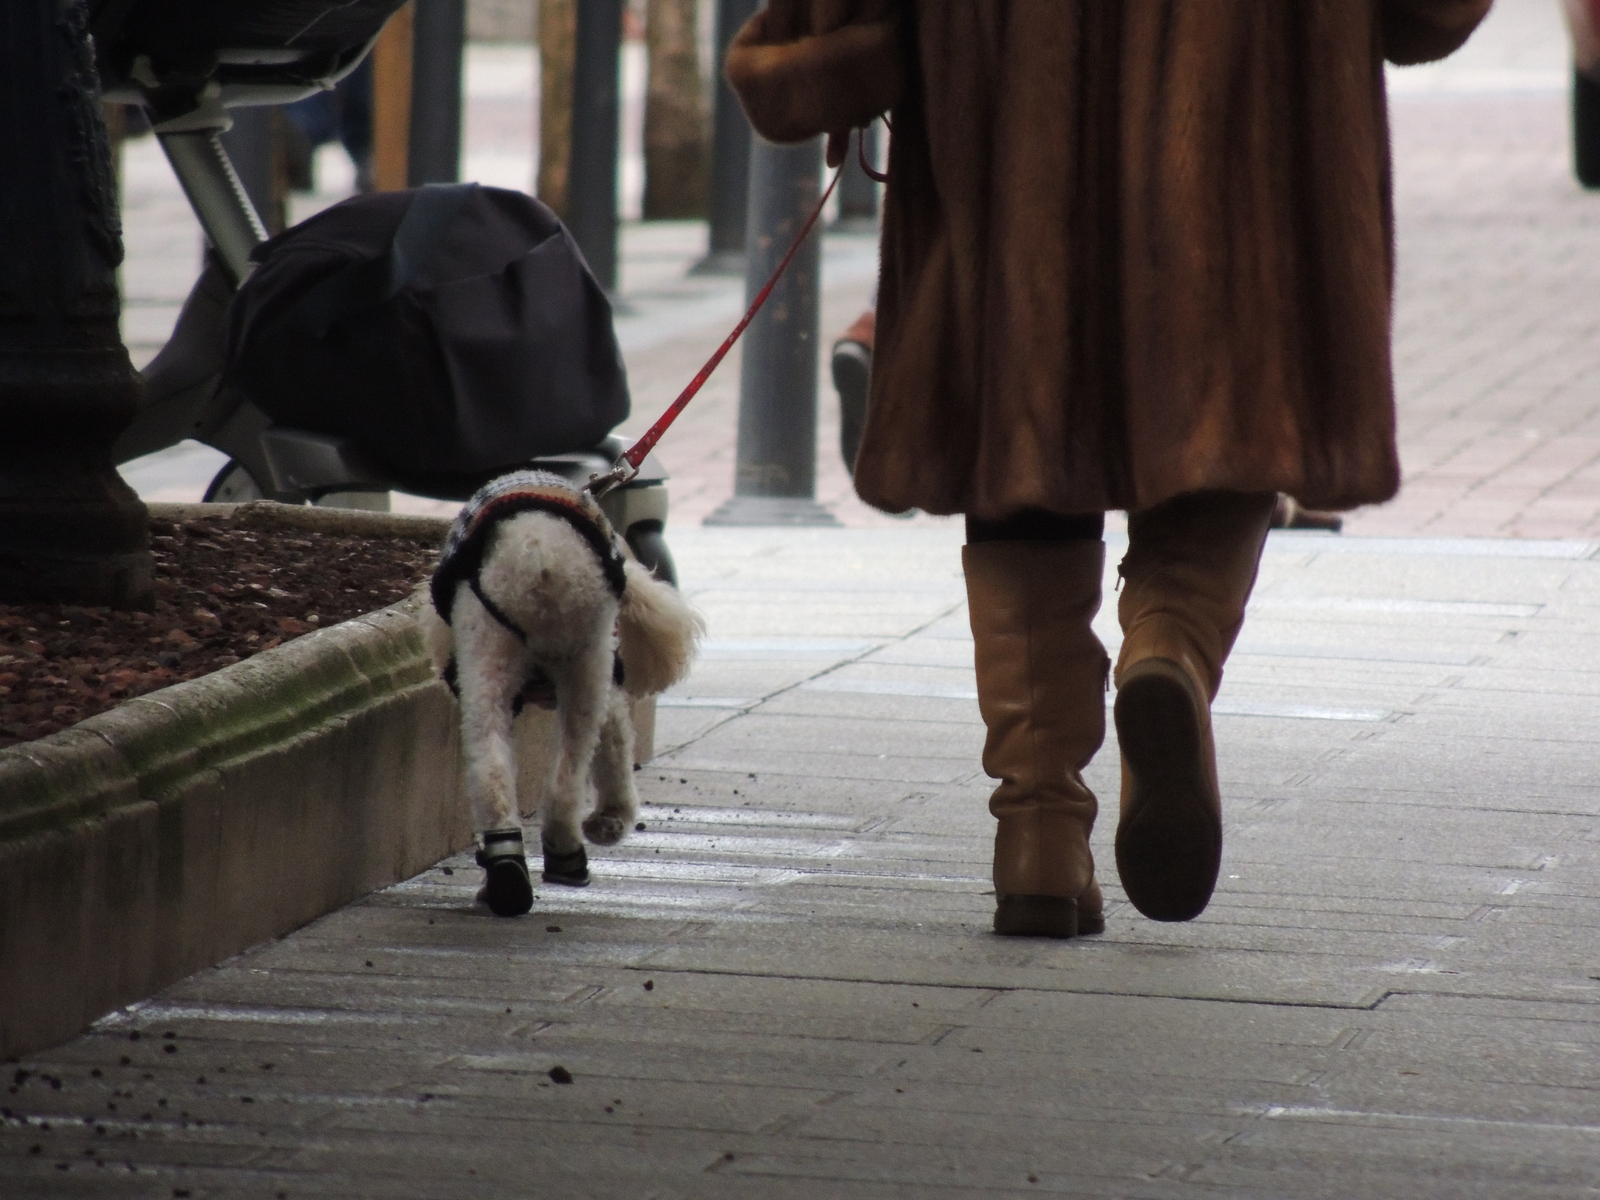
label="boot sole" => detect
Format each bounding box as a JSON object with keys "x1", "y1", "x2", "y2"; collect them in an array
[
  {"x1": 1114, "y1": 658, "x2": 1222, "y2": 922},
  {"x1": 479, "y1": 858, "x2": 534, "y2": 917},
  {"x1": 994, "y1": 895, "x2": 1105, "y2": 938}
]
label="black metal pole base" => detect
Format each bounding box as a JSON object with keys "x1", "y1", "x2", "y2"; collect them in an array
[
  {"x1": 0, "y1": 489, "x2": 152, "y2": 609},
  {"x1": 0, "y1": 0, "x2": 153, "y2": 608},
  {"x1": 703, "y1": 495, "x2": 840, "y2": 526},
  {"x1": 688, "y1": 249, "x2": 747, "y2": 277},
  {"x1": 0, "y1": 355, "x2": 153, "y2": 608}
]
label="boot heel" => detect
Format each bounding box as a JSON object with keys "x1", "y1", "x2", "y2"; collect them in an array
[{"x1": 994, "y1": 895, "x2": 1080, "y2": 938}]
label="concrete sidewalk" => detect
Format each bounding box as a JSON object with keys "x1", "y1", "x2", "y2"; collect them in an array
[{"x1": 4, "y1": 527, "x2": 1597, "y2": 1198}]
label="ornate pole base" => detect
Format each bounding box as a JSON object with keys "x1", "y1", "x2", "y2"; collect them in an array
[{"x1": 0, "y1": 0, "x2": 153, "y2": 608}]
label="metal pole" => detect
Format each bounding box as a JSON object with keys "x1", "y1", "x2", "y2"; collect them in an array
[
  {"x1": 834, "y1": 118, "x2": 880, "y2": 229},
  {"x1": 409, "y1": 0, "x2": 465, "y2": 185},
  {"x1": 0, "y1": 0, "x2": 153, "y2": 605},
  {"x1": 704, "y1": 135, "x2": 838, "y2": 526},
  {"x1": 567, "y1": 0, "x2": 623, "y2": 292},
  {"x1": 692, "y1": 0, "x2": 758, "y2": 275}
]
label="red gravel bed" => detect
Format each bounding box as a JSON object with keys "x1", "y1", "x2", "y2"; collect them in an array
[{"x1": 0, "y1": 516, "x2": 441, "y2": 750}]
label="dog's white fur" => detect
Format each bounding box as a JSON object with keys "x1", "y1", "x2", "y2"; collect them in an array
[{"x1": 420, "y1": 510, "x2": 702, "y2": 857}]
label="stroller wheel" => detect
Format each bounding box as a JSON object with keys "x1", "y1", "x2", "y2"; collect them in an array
[
  {"x1": 625, "y1": 522, "x2": 678, "y2": 587},
  {"x1": 203, "y1": 460, "x2": 265, "y2": 503}
]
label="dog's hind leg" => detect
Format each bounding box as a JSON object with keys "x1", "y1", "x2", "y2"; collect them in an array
[
  {"x1": 453, "y1": 589, "x2": 535, "y2": 916},
  {"x1": 583, "y1": 690, "x2": 638, "y2": 846},
  {"x1": 540, "y1": 626, "x2": 613, "y2": 886}
]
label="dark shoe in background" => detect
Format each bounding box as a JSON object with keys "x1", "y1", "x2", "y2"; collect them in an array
[
  {"x1": 1577, "y1": 69, "x2": 1600, "y2": 188},
  {"x1": 281, "y1": 55, "x2": 374, "y2": 196},
  {"x1": 831, "y1": 309, "x2": 875, "y2": 478}
]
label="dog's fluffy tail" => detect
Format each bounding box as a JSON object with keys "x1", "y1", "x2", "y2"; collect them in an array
[{"x1": 618, "y1": 560, "x2": 704, "y2": 697}]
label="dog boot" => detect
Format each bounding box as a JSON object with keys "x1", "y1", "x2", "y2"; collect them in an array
[
  {"x1": 965, "y1": 539, "x2": 1110, "y2": 938},
  {"x1": 476, "y1": 828, "x2": 534, "y2": 917},
  {"x1": 542, "y1": 837, "x2": 590, "y2": 887},
  {"x1": 1114, "y1": 491, "x2": 1275, "y2": 922}
]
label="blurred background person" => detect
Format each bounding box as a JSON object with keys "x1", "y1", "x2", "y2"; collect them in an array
[{"x1": 282, "y1": 57, "x2": 376, "y2": 194}]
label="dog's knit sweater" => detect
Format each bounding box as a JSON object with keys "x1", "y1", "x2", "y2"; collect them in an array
[{"x1": 430, "y1": 470, "x2": 628, "y2": 629}]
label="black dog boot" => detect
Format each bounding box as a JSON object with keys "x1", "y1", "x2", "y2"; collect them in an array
[
  {"x1": 541, "y1": 837, "x2": 590, "y2": 887},
  {"x1": 475, "y1": 828, "x2": 534, "y2": 917}
]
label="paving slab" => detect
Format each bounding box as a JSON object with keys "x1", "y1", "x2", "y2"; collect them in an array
[{"x1": 6, "y1": 526, "x2": 1600, "y2": 1196}]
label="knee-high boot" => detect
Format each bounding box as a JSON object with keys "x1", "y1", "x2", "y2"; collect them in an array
[
  {"x1": 964, "y1": 540, "x2": 1110, "y2": 937},
  {"x1": 1113, "y1": 491, "x2": 1275, "y2": 922}
]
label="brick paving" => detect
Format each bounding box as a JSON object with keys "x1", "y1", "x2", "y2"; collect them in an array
[{"x1": 1354, "y1": 86, "x2": 1600, "y2": 537}]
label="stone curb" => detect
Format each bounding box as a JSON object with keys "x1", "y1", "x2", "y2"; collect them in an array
[{"x1": 1, "y1": 504, "x2": 465, "y2": 1058}]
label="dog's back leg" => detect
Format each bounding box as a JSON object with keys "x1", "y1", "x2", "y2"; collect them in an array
[
  {"x1": 583, "y1": 690, "x2": 638, "y2": 846},
  {"x1": 454, "y1": 591, "x2": 527, "y2": 833},
  {"x1": 539, "y1": 622, "x2": 614, "y2": 886},
  {"x1": 453, "y1": 587, "x2": 535, "y2": 916}
]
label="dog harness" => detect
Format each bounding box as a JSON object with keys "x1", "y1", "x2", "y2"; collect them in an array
[{"x1": 431, "y1": 470, "x2": 628, "y2": 708}]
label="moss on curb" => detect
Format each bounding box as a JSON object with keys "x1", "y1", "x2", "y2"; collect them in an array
[
  {"x1": 0, "y1": 596, "x2": 438, "y2": 842},
  {"x1": 1, "y1": 503, "x2": 451, "y2": 842}
]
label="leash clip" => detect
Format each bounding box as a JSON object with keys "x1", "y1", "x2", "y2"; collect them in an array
[{"x1": 583, "y1": 457, "x2": 638, "y2": 500}]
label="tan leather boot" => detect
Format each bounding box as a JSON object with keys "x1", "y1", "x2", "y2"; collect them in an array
[
  {"x1": 965, "y1": 540, "x2": 1110, "y2": 937},
  {"x1": 1113, "y1": 491, "x2": 1275, "y2": 922}
]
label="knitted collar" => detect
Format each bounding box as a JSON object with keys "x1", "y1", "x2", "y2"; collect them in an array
[{"x1": 430, "y1": 470, "x2": 628, "y2": 625}]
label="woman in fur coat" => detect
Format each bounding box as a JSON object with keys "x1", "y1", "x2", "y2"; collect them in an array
[{"x1": 728, "y1": 1, "x2": 1492, "y2": 936}]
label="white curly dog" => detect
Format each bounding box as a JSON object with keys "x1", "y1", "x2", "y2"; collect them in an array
[{"x1": 420, "y1": 471, "x2": 702, "y2": 916}]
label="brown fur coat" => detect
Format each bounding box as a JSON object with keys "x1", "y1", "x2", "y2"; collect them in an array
[{"x1": 728, "y1": 1, "x2": 1492, "y2": 516}]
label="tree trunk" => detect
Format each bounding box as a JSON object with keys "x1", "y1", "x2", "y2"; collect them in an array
[
  {"x1": 642, "y1": 0, "x2": 709, "y2": 219},
  {"x1": 537, "y1": 0, "x2": 576, "y2": 218}
]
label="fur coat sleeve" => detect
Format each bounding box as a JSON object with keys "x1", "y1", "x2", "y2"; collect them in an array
[{"x1": 724, "y1": 0, "x2": 904, "y2": 143}]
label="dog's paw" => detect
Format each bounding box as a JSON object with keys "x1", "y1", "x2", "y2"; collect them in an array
[{"x1": 582, "y1": 811, "x2": 628, "y2": 846}]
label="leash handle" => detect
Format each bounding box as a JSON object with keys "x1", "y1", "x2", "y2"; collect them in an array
[
  {"x1": 858, "y1": 119, "x2": 888, "y2": 183},
  {"x1": 587, "y1": 133, "x2": 860, "y2": 498}
]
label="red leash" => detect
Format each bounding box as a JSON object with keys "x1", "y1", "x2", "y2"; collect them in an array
[{"x1": 585, "y1": 140, "x2": 858, "y2": 499}]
